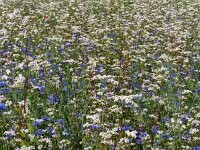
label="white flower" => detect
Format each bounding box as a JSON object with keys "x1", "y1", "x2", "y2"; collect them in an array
[
  {"x1": 119, "y1": 137, "x2": 130, "y2": 144},
  {"x1": 4, "y1": 130, "x2": 16, "y2": 136},
  {"x1": 1, "y1": 75, "x2": 9, "y2": 80},
  {"x1": 38, "y1": 145, "x2": 43, "y2": 150},
  {"x1": 125, "y1": 130, "x2": 137, "y2": 138},
  {"x1": 190, "y1": 128, "x2": 199, "y2": 134},
  {"x1": 6, "y1": 69, "x2": 10, "y2": 74},
  {"x1": 182, "y1": 90, "x2": 192, "y2": 94}
]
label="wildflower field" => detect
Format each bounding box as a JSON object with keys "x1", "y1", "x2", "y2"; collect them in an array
[{"x1": 0, "y1": 0, "x2": 200, "y2": 149}]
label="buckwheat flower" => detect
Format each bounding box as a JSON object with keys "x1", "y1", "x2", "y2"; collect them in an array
[
  {"x1": 48, "y1": 112, "x2": 54, "y2": 116},
  {"x1": 1, "y1": 75, "x2": 9, "y2": 80},
  {"x1": 119, "y1": 137, "x2": 130, "y2": 144},
  {"x1": 4, "y1": 130, "x2": 15, "y2": 138},
  {"x1": 159, "y1": 54, "x2": 169, "y2": 60},
  {"x1": 189, "y1": 128, "x2": 199, "y2": 134},
  {"x1": 125, "y1": 130, "x2": 137, "y2": 138},
  {"x1": 28, "y1": 134, "x2": 35, "y2": 141},
  {"x1": 62, "y1": 130, "x2": 69, "y2": 136},
  {"x1": 38, "y1": 145, "x2": 43, "y2": 150},
  {"x1": 39, "y1": 138, "x2": 52, "y2": 145},
  {"x1": 182, "y1": 90, "x2": 192, "y2": 94},
  {"x1": 20, "y1": 146, "x2": 35, "y2": 150}
]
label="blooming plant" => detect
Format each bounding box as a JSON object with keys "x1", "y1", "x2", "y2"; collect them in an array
[{"x1": 0, "y1": 0, "x2": 199, "y2": 149}]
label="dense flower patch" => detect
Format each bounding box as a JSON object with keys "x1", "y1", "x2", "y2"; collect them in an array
[{"x1": 0, "y1": 0, "x2": 199, "y2": 149}]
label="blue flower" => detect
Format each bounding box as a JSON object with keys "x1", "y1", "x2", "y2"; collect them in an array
[
  {"x1": 65, "y1": 42, "x2": 71, "y2": 47},
  {"x1": 122, "y1": 126, "x2": 131, "y2": 131},
  {"x1": 18, "y1": 89, "x2": 22, "y2": 94},
  {"x1": 81, "y1": 64, "x2": 86, "y2": 67},
  {"x1": 57, "y1": 119, "x2": 63, "y2": 124},
  {"x1": 39, "y1": 85, "x2": 45, "y2": 92},
  {"x1": 181, "y1": 117, "x2": 187, "y2": 122},
  {"x1": 120, "y1": 58, "x2": 125, "y2": 62},
  {"x1": 137, "y1": 139, "x2": 142, "y2": 144},
  {"x1": 35, "y1": 129, "x2": 44, "y2": 136},
  {"x1": 42, "y1": 117, "x2": 51, "y2": 121},
  {"x1": 194, "y1": 147, "x2": 200, "y2": 150},
  {"x1": 115, "y1": 86, "x2": 121, "y2": 92},
  {"x1": 34, "y1": 120, "x2": 43, "y2": 126},
  {"x1": 46, "y1": 127, "x2": 54, "y2": 137},
  {"x1": 152, "y1": 129, "x2": 158, "y2": 134},
  {"x1": 90, "y1": 124, "x2": 99, "y2": 130},
  {"x1": 0, "y1": 103, "x2": 6, "y2": 111},
  {"x1": 88, "y1": 41, "x2": 93, "y2": 46},
  {"x1": 97, "y1": 95, "x2": 102, "y2": 99},
  {"x1": 141, "y1": 132, "x2": 148, "y2": 137},
  {"x1": 48, "y1": 95, "x2": 58, "y2": 104},
  {"x1": 53, "y1": 65, "x2": 59, "y2": 70},
  {"x1": 162, "y1": 134, "x2": 170, "y2": 139},
  {"x1": 176, "y1": 102, "x2": 181, "y2": 108},
  {"x1": 57, "y1": 47, "x2": 64, "y2": 52},
  {"x1": 0, "y1": 81, "x2": 6, "y2": 87},
  {"x1": 5, "y1": 134, "x2": 14, "y2": 139},
  {"x1": 195, "y1": 88, "x2": 200, "y2": 93},
  {"x1": 76, "y1": 113, "x2": 82, "y2": 118}
]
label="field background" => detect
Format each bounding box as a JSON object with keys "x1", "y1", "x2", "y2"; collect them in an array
[{"x1": 0, "y1": 0, "x2": 199, "y2": 149}]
